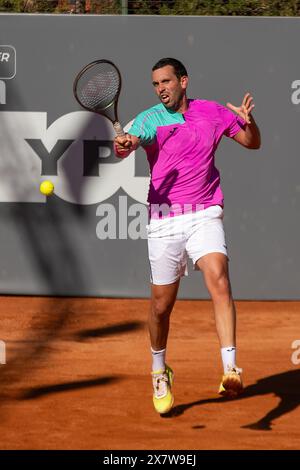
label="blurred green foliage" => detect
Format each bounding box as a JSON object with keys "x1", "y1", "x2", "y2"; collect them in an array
[{"x1": 0, "y1": 0, "x2": 300, "y2": 15}]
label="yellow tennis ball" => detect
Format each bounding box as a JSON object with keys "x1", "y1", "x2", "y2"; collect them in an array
[{"x1": 40, "y1": 180, "x2": 54, "y2": 196}]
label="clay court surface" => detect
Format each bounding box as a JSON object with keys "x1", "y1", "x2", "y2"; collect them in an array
[{"x1": 0, "y1": 296, "x2": 299, "y2": 450}]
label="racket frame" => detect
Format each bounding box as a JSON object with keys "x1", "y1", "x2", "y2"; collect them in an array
[{"x1": 73, "y1": 59, "x2": 124, "y2": 134}]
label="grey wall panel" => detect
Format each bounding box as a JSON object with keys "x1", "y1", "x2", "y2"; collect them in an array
[{"x1": 0, "y1": 14, "x2": 299, "y2": 299}]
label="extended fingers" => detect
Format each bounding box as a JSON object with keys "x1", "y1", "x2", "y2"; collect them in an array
[
  {"x1": 242, "y1": 92, "x2": 251, "y2": 107},
  {"x1": 226, "y1": 102, "x2": 237, "y2": 112},
  {"x1": 228, "y1": 95, "x2": 255, "y2": 123},
  {"x1": 243, "y1": 93, "x2": 255, "y2": 109},
  {"x1": 242, "y1": 93, "x2": 256, "y2": 123}
]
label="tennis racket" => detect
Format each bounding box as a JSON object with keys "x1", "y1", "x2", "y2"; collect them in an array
[{"x1": 73, "y1": 59, "x2": 125, "y2": 136}]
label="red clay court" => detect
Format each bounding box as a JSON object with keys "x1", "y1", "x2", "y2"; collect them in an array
[{"x1": 0, "y1": 296, "x2": 299, "y2": 450}]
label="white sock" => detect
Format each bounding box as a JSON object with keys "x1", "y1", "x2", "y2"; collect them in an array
[
  {"x1": 221, "y1": 346, "x2": 236, "y2": 373},
  {"x1": 151, "y1": 347, "x2": 166, "y2": 372}
]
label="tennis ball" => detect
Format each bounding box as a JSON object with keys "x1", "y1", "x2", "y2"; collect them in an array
[{"x1": 40, "y1": 180, "x2": 54, "y2": 196}]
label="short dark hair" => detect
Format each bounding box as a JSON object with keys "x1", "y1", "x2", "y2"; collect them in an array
[{"x1": 152, "y1": 58, "x2": 188, "y2": 79}]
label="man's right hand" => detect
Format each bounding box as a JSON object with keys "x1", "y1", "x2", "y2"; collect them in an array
[
  {"x1": 114, "y1": 133, "x2": 140, "y2": 158},
  {"x1": 114, "y1": 134, "x2": 133, "y2": 154}
]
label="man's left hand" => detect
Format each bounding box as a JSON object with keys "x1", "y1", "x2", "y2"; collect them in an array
[{"x1": 226, "y1": 93, "x2": 255, "y2": 124}]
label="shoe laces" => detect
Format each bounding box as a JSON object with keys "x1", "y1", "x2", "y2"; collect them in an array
[{"x1": 152, "y1": 371, "x2": 169, "y2": 399}]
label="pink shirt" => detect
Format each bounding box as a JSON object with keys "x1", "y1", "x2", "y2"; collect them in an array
[{"x1": 130, "y1": 99, "x2": 245, "y2": 218}]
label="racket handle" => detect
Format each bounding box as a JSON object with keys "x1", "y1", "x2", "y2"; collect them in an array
[{"x1": 113, "y1": 121, "x2": 125, "y2": 136}]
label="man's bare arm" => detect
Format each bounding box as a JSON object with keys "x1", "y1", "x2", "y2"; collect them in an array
[
  {"x1": 227, "y1": 93, "x2": 261, "y2": 149},
  {"x1": 232, "y1": 115, "x2": 261, "y2": 149}
]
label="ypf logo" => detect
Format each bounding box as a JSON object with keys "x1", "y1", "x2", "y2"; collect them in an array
[{"x1": 0, "y1": 45, "x2": 16, "y2": 79}]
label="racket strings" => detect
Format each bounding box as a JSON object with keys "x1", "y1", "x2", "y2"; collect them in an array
[{"x1": 77, "y1": 63, "x2": 120, "y2": 111}]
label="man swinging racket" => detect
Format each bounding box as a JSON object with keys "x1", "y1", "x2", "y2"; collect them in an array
[{"x1": 114, "y1": 58, "x2": 261, "y2": 414}]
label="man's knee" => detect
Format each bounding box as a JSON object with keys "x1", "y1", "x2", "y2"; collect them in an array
[
  {"x1": 151, "y1": 297, "x2": 174, "y2": 320},
  {"x1": 205, "y1": 268, "x2": 231, "y2": 296},
  {"x1": 150, "y1": 281, "x2": 179, "y2": 320}
]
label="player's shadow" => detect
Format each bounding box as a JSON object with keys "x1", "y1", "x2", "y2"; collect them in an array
[
  {"x1": 162, "y1": 369, "x2": 300, "y2": 430},
  {"x1": 3, "y1": 320, "x2": 144, "y2": 402},
  {"x1": 71, "y1": 320, "x2": 144, "y2": 341},
  {"x1": 21, "y1": 376, "x2": 121, "y2": 400}
]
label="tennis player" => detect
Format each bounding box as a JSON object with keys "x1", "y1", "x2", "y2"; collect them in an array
[{"x1": 114, "y1": 58, "x2": 261, "y2": 414}]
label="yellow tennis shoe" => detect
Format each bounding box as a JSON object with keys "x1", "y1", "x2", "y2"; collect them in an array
[
  {"x1": 218, "y1": 366, "x2": 243, "y2": 398},
  {"x1": 152, "y1": 364, "x2": 174, "y2": 414}
]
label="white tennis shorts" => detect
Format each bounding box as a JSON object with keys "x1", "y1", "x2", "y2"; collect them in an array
[{"x1": 147, "y1": 205, "x2": 228, "y2": 285}]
